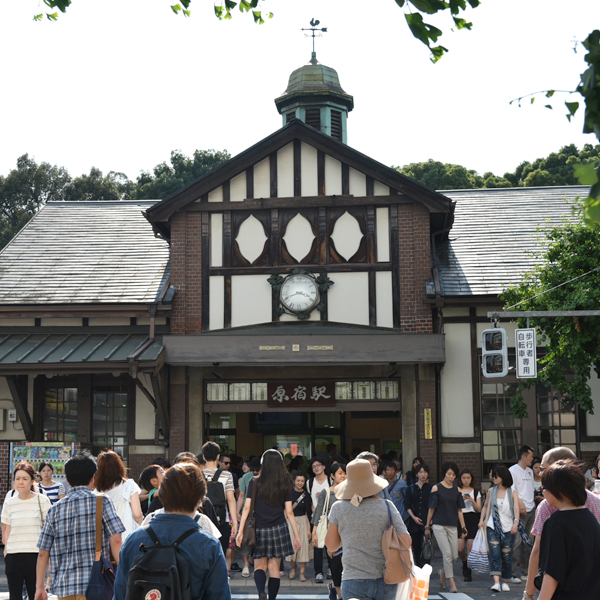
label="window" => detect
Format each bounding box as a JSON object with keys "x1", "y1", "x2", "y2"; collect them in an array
[
  {"x1": 537, "y1": 385, "x2": 577, "y2": 455},
  {"x1": 482, "y1": 382, "x2": 522, "y2": 474},
  {"x1": 331, "y1": 110, "x2": 342, "y2": 140},
  {"x1": 305, "y1": 108, "x2": 321, "y2": 130},
  {"x1": 93, "y1": 386, "x2": 129, "y2": 459},
  {"x1": 43, "y1": 387, "x2": 78, "y2": 442}
]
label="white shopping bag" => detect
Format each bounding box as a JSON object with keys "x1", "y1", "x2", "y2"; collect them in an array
[
  {"x1": 395, "y1": 550, "x2": 432, "y2": 600},
  {"x1": 467, "y1": 528, "x2": 490, "y2": 573}
]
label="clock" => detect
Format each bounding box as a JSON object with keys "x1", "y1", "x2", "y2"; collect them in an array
[
  {"x1": 280, "y1": 274, "x2": 319, "y2": 313},
  {"x1": 267, "y1": 269, "x2": 334, "y2": 320}
]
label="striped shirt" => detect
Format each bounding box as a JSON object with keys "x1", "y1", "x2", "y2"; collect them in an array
[
  {"x1": 39, "y1": 482, "x2": 66, "y2": 504},
  {"x1": 1, "y1": 492, "x2": 52, "y2": 553},
  {"x1": 37, "y1": 486, "x2": 125, "y2": 597}
]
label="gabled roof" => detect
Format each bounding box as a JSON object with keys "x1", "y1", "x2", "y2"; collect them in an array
[
  {"x1": 0, "y1": 201, "x2": 170, "y2": 305},
  {"x1": 145, "y1": 119, "x2": 453, "y2": 224},
  {"x1": 436, "y1": 186, "x2": 587, "y2": 297}
]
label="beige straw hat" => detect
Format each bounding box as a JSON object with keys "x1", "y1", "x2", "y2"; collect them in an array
[{"x1": 334, "y1": 458, "x2": 388, "y2": 500}]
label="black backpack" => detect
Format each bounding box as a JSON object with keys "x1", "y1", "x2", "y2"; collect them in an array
[
  {"x1": 204, "y1": 469, "x2": 227, "y2": 525},
  {"x1": 125, "y1": 524, "x2": 198, "y2": 600}
]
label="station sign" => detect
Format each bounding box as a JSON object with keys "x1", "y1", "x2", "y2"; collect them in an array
[
  {"x1": 515, "y1": 328, "x2": 537, "y2": 378},
  {"x1": 267, "y1": 381, "x2": 336, "y2": 407}
]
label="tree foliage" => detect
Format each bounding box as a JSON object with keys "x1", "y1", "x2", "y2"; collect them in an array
[
  {"x1": 64, "y1": 167, "x2": 133, "y2": 201},
  {"x1": 132, "y1": 149, "x2": 231, "y2": 200},
  {"x1": 501, "y1": 209, "x2": 600, "y2": 417},
  {"x1": 397, "y1": 144, "x2": 600, "y2": 191}
]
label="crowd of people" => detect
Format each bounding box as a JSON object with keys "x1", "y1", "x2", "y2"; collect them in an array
[{"x1": 0, "y1": 443, "x2": 598, "y2": 600}]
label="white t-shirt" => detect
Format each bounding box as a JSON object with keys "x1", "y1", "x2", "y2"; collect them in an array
[
  {"x1": 509, "y1": 464, "x2": 535, "y2": 512},
  {"x1": 97, "y1": 479, "x2": 141, "y2": 543},
  {"x1": 1, "y1": 492, "x2": 52, "y2": 554},
  {"x1": 310, "y1": 478, "x2": 330, "y2": 509},
  {"x1": 141, "y1": 508, "x2": 221, "y2": 538},
  {"x1": 461, "y1": 489, "x2": 478, "y2": 514}
]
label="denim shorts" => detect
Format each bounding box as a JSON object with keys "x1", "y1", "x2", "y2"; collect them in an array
[{"x1": 341, "y1": 578, "x2": 397, "y2": 600}]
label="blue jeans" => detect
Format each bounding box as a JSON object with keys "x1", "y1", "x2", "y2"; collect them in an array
[
  {"x1": 486, "y1": 527, "x2": 514, "y2": 580},
  {"x1": 341, "y1": 578, "x2": 397, "y2": 600}
]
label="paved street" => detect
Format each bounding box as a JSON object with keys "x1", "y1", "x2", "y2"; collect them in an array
[{"x1": 0, "y1": 552, "x2": 530, "y2": 600}]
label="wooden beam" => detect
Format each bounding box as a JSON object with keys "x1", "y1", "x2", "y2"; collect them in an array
[
  {"x1": 246, "y1": 167, "x2": 254, "y2": 199},
  {"x1": 134, "y1": 377, "x2": 157, "y2": 409},
  {"x1": 184, "y1": 194, "x2": 412, "y2": 212},
  {"x1": 390, "y1": 204, "x2": 401, "y2": 328},
  {"x1": 151, "y1": 373, "x2": 170, "y2": 441},
  {"x1": 318, "y1": 150, "x2": 326, "y2": 196},
  {"x1": 207, "y1": 264, "x2": 392, "y2": 276},
  {"x1": 293, "y1": 139, "x2": 302, "y2": 197},
  {"x1": 270, "y1": 152, "x2": 277, "y2": 198},
  {"x1": 201, "y1": 212, "x2": 210, "y2": 331},
  {"x1": 6, "y1": 375, "x2": 33, "y2": 441}
]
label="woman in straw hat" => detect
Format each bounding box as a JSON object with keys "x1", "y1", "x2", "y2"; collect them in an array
[{"x1": 325, "y1": 459, "x2": 411, "y2": 600}]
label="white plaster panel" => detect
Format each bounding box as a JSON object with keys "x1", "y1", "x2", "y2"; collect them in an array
[
  {"x1": 349, "y1": 168, "x2": 366, "y2": 196},
  {"x1": 331, "y1": 211, "x2": 363, "y2": 261},
  {"x1": 209, "y1": 276, "x2": 225, "y2": 331},
  {"x1": 236, "y1": 215, "x2": 267, "y2": 264},
  {"x1": 230, "y1": 172, "x2": 246, "y2": 202},
  {"x1": 0, "y1": 377, "x2": 34, "y2": 439},
  {"x1": 376, "y1": 207, "x2": 390, "y2": 262},
  {"x1": 137, "y1": 317, "x2": 167, "y2": 325},
  {"x1": 210, "y1": 213, "x2": 223, "y2": 267},
  {"x1": 300, "y1": 142, "x2": 318, "y2": 197},
  {"x1": 441, "y1": 323, "x2": 475, "y2": 437},
  {"x1": 376, "y1": 271, "x2": 393, "y2": 328},
  {"x1": 444, "y1": 307, "x2": 470, "y2": 317},
  {"x1": 231, "y1": 275, "x2": 272, "y2": 328},
  {"x1": 374, "y1": 181, "x2": 390, "y2": 196},
  {"x1": 253, "y1": 157, "x2": 270, "y2": 198},
  {"x1": 327, "y1": 272, "x2": 369, "y2": 326},
  {"x1": 477, "y1": 306, "x2": 501, "y2": 317},
  {"x1": 586, "y1": 371, "x2": 600, "y2": 436},
  {"x1": 277, "y1": 143, "x2": 294, "y2": 198},
  {"x1": 477, "y1": 321, "x2": 518, "y2": 348},
  {"x1": 279, "y1": 310, "x2": 321, "y2": 322},
  {"x1": 40, "y1": 318, "x2": 82, "y2": 327},
  {"x1": 283, "y1": 213, "x2": 314, "y2": 262},
  {"x1": 0, "y1": 319, "x2": 36, "y2": 326},
  {"x1": 325, "y1": 155, "x2": 342, "y2": 196},
  {"x1": 208, "y1": 186, "x2": 223, "y2": 203},
  {"x1": 89, "y1": 318, "x2": 131, "y2": 326},
  {"x1": 135, "y1": 375, "x2": 157, "y2": 439}
]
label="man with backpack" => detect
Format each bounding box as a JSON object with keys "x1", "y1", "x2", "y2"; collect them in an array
[
  {"x1": 114, "y1": 462, "x2": 230, "y2": 600},
  {"x1": 202, "y1": 441, "x2": 238, "y2": 577}
]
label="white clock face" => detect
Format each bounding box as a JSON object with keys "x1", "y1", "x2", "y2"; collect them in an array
[{"x1": 280, "y1": 275, "x2": 319, "y2": 313}]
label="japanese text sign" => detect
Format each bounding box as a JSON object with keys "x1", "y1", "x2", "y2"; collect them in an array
[
  {"x1": 515, "y1": 328, "x2": 537, "y2": 379},
  {"x1": 267, "y1": 381, "x2": 336, "y2": 407}
]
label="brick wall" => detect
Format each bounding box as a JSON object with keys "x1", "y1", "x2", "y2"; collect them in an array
[
  {"x1": 128, "y1": 453, "x2": 166, "y2": 484},
  {"x1": 170, "y1": 211, "x2": 203, "y2": 335},
  {"x1": 397, "y1": 204, "x2": 433, "y2": 333},
  {"x1": 441, "y1": 452, "x2": 484, "y2": 489},
  {"x1": 169, "y1": 367, "x2": 188, "y2": 458}
]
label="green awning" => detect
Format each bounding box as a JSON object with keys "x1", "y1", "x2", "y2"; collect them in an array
[{"x1": 0, "y1": 332, "x2": 163, "y2": 373}]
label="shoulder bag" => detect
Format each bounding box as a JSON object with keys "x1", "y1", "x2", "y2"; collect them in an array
[
  {"x1": 315, "y1": 490, "x2": 330, "y2": 549},
  {"x1": 382, "y1": 500, "x2": 412, "y2": 584},
  {"x1": 239, "y1": 476, "x2": 257, "y2": 549},
  {"x1": 85, "y1": 494, "x2": 116, "y2": 600}
]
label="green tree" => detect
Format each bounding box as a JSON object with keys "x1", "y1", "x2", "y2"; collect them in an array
[
  {"x1": 63, "y1": 167, "x2": 133, "y2": 201},
  {"x1": 396, "y1": 160, "x2": 484, "y2": 191},
  {"x1": 132, "y1": 149, "x2": 231, "y2": 199},
  {"x1": 0, "y1": 154, "x2": 70, "y2": 249},
  {"x1": 502, "y1": 209, "x2": 600, "y2": 417}
]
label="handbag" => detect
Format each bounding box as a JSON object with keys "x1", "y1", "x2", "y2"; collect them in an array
[
  {"x1": 84, "y1": 495, "x2": 116, "y2": 600},
  {"x1": 382, "y1": 500, "x2": 412, "y2": 585},
  {"x1": 420, "y1": 532, "x2": 433, "y2": 562},
  {"x1": 239, "y1": 476, "x2": 257, "y2": 549},
  {"x1": 467, "y1": 528, "x2": 490, "y2": 573},
  {"x1": 395, "y1": 553, "x2": 432, "y2": 600},
  {"x1": 315, "y1": 489, "x2": 330, "y2": 548}
]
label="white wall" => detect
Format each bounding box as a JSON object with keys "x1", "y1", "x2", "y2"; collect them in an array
[
  {"x1": 210, "y1": 213, "x2": 223, "y2": 267},
  {"x1": 231, "y1": 275, "x2": 272, "y2": 328},
  {"x1": 230, "y1": 171, "x2": 246, "y2": 202},
  {"x1": 0, "y1": 375, "x2": 33, "y2": 441},
  {"x1": 208, "y1": 186, "x2": 223, "y2": 203},
  {"x1": 441, "y1": 323, "x2": 475, "y2": 437},
  {"x1": 376, "y1": 271, "x2": 393, "y2": 328},
  {"x1": 376, "y1": 207, "x2": 390, "y2": 262},
  {"x1": 253, "y1": 157, "x2": 270, "y2": 199},
  {"x1": 300, "y1": 143, "x2": 318, "y2": 197},
  {"x1": 209, "y1": 275, "x2": 225, "y2": 331},
  {"x1": 135, "y1": 374, "x2": 157, "y2": 440},
  {"x1": 277, "y1": 143, "x2": 294, "y2": 198},
  {"x1": 325, "y1": 155, "x2": 342, "y2": 196},
  {"x1": 327, "y1": 272, "x2": 369, "y2": 326}
]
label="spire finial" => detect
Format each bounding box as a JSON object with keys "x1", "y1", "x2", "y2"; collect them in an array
[{"x1": 301, "y1": 19, "x2": 327, "y2": 61}]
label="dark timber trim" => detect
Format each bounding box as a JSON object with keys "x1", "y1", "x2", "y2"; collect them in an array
[
  {"x1": 184, "y1": 195, "x2": 413, "y2": 212},
  {"x1": 223, "y1": 180, "x2": 230, "y2": 203},
  {"x1": 224, "y1": 275, "x2": 232, "y2": 328},
  {"x1": 223, "y1": 211, "x2": 232, "y2": 268},
  {"x1": 151, "y1": 372, "x2": 170, "y2": 442},
  {"x1": 270, "y1": 152, "x2": 278, "y2": 198},
  {"x1": 317, "y1": 150, "x2": 326, "y2": 196},
  {"x1": 201, "y1": 212, "x2": 210, "y2": 331},
  {"x1": 342, "y1": 163, "x2": 350, "y2": 195},
  {"x1": 469, "y1": 307, "x2": 481, "y2": 439},
  {"x1": 369, "y1": 270, "x2": 377, "y2": 326},
  {"x1": 207, "y1": 263, "x2": 392, "y2": 276},
  {"x1": 390, "y1": 204, "x2": 401, "y2": 328},
  {"x1": 366, "y1": 176, "x2": 374, "y2": 197},
  {"x1": 246, "y1": 167, "x2": 254, "y2": 199},
  {"x1": 293, "y1": 139, "x2": 302, "y2": 197},
  {"x1": 6, "y1": 375, "x2": 33, "y2": 440}
]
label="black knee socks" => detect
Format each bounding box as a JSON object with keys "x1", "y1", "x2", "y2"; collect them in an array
[
  {"x1": 254, "y1": 569, "x2": 267, "y2": 595},
  {"x1": 268, "y1": 577, "x2": 280, "y2": 600}
]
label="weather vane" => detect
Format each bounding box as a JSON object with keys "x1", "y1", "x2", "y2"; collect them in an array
[{"x1": 301, "y1": 19, "x2": 327, "y2": 56}]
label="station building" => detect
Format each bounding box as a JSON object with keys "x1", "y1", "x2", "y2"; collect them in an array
[{"x1": 0, "y1": 54, "x2": 598, "y2": 492}]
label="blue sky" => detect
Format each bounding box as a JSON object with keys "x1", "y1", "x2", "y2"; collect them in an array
[{"x1": 1, "y1": 0, "x2": 598, "y2": 181}]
